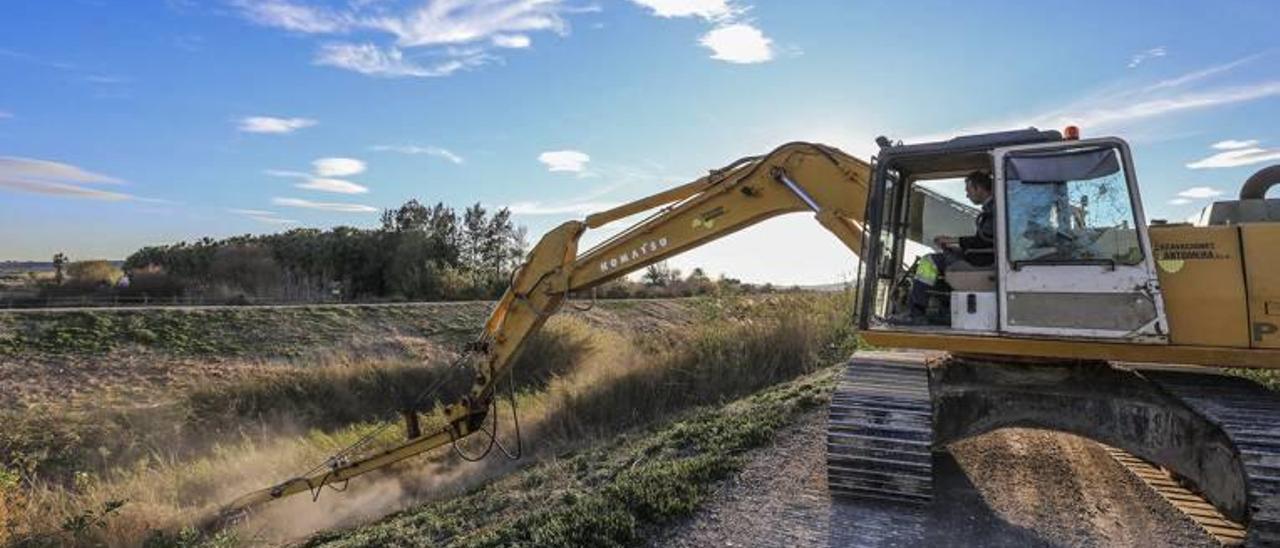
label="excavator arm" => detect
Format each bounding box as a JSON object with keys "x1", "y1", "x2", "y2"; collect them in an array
[{"x1": 221, "y1": 142, "x2": 872, "y2": 515}]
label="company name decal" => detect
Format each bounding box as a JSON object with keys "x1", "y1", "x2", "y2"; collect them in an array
[{"x1": 599, "y1": 237, "x2": 670, "y2": 273}]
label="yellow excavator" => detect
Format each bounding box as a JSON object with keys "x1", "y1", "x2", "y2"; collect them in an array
[{"x1": 223, "y1": 128, "x2": 1280, "y2": 544}]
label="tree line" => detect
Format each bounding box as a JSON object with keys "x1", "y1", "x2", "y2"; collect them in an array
[
  {"x1": 120, "y1": 200, "x2": 528, "y2": 302},
  {"x1": 16, "y1": 199, "x2": 799, "y2": 306}
]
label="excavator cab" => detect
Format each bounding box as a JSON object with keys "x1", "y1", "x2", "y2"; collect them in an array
[{"x1": 857, "y1": 128, "x2": 1169, "y2": 342}]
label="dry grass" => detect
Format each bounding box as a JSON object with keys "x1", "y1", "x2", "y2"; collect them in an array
[{"x1": 2, "y1": 292, "x2": 857, "y2": 547}]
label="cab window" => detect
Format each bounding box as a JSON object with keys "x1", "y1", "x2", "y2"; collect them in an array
[{"x1": 1004, "y1": 147, "x2": 1142, "y2": 266}]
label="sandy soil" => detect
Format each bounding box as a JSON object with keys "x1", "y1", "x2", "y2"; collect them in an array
[{"x1": 653, "y1": 412, "x2": 1216, "y2": 547}]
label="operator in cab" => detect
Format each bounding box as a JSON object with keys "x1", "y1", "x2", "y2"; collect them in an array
[{"x1": 899, "y1": 171, "x2": 995, "y2": 323}]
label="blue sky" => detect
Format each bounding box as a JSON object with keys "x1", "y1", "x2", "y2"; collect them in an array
[{"x1": 1, "y1": 0, "x2": 1277, "y2": 284}]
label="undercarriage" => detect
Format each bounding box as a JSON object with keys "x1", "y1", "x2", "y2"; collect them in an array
[{"x1": 828, "y1": 351, "x2": 1280, "y2": 546}]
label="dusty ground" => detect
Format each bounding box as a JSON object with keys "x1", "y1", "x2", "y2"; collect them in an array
[{"x1": 653, "y1": 412, "x2": 1216, "y2": 548}]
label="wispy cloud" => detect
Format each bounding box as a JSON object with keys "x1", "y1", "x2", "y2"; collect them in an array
[
  {"x1": 263, "y1": 169, "x2": 311, "y2": 179},
  {"x1": 312, "y1": 157, "x2": 365, "y2": 177},
  {"x1": 234, "y1": 0, "x2": 349, "y2": 33},
  {"x1": 268, "y1": 157, "x2": 371, "y2": 194},
  {"x1": 505, "y1": 200, "x2": 618, "y2": 215},
  {"x1": 630, "y1": 0, "x2": 734, "y2": 19},
  {"x1": 1177, "y1": 186, "x2": 1224, "y2": 199},
  {"x1": 910, "y1": 53, "x2": 1278, "y2": 141},
  {"x1": 314, "y1": 42, "x2": 477, "y2": 77},
  {"x1": 0, "y1": 178, "x2": 132, "y2": 201},
  {"x1": 296, "y1": 177, "x2": 369, "y2": 194},
  {"x1": 1142, "y1": 54, "x2": 1261, "y2": 92},
  {"x1": 538, "y1": 150, "x2": 591, "y2": 173},
  {"x1": 0, "y1": 156, "x2": 122, "y2": 184},
  {"x1": 272, "y1": 197, "x2": 378, "y2": 213},
  {"x1": 234, "y1": 0, "x2": 580, "y2": 78},
  {"x1": 1188, "y1": 139, "x2": 1280, "y2": 169},
  {"x1": 1128, "y1": 46, "x2": 1166, "y2": 68},
  {"x1": 0, "y1": 110, "x2": 11, "y2": 119},
  {"x1": 491, "y1": 34, "x2": 531, "y2": 49},
  {"x1": 237, "y1": 115, "x2": 317, "y2": 134},
  {"x1": 228, "y1": 208, "x2": 298, "y2": 225},
  {"x1": 1064, "y1": 82, "x2": 1280, "y2": 129},
  {"x1": 1212, "y1": 139, "x2": 1260, "y2": 150},
  {"x1": 0, "y1": 156, "x2": 135, "y2": 201},
  {"x1": 371, "y1": 144, "x2": 464, "y2": 164},
  {"x1": 228, "y1": 208, "x2": 276, "y2": 216}
]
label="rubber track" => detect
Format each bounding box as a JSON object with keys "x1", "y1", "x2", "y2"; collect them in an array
[
  {"x1": 1145, "y1": 370, "x2": 1280, "y2": 547},
  {"x1": 827, "y1": 353, "x2": 934, "y2": 504}
]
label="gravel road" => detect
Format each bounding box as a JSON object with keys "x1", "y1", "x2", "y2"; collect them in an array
[{"x1": 652, "y1": 411, "x2": 1218, "y2": 547}]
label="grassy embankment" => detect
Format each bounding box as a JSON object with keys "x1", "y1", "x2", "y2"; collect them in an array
[
  {"x1": 0, "y1": 304, "x2": 496, "y2": 484},
  {"x1": 308, "y1": 365, "x2": 840, "y2": 547},
  {"x1": 0, "y1": 293, "x2": 858, "y2": 547}
]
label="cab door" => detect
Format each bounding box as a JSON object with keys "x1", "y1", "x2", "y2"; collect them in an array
[{"x1": 992, "y1": 138, "x2": 1168, "y2": 341}]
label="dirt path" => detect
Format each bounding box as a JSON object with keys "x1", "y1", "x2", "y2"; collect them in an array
[{"x1": 653, "y1": 411, "x2": 1217, "y2": 547}]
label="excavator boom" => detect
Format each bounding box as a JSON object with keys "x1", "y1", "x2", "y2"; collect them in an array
[{"x1": 220, "y1": 142, "x2": 874, "y2": 516}]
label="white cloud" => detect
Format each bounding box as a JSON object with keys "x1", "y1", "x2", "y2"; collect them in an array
[
  {"x1": 371, "y1": 144, "x2": 464, "y2": 164},
  {"x1": 1060, "y1": 82, "x2": 1280, "y2": 130},
  {"x1": 699, "y1": 23, "x2": 773, "y2": 64},
  {"x1": 1187, "y1": 146, "x2": 1280, "y2": 169},
  {"x1": 1168, "y1": 198, "x2": 1193, "y2": 206},
  {"x1": 312, "y1": 157, "x2": 366, "y2": 177},
  {"x1": 249, "y1": 215, "x2": 299, "y2": 225},
  {"x1": 237, "y1": 116, "x2": 317, "y2": 134},
  {"x1": 1143, "y1": 54, "x2": 1261, "y2": 93},
  {"x1": 370, "y1": 2, "x2": 568, "y2": 48},
  {"x1": 629, "y1": 0, "x2": 775, "y2": 64},
  {"x1": 1212, "y1": 139, "x2": 1259, "y2": 150},
  {"x1": 0, "y1": 156, "x2": 122, "y2": 184},
  {"x1": 506, "y1": 200, "x2": 618, "y2": 216},
  {"x1": 272, "y1": 197, "x2": 378, "y2": 212},
  {"x1": 538, "y1": 150, "x2": 591, "y2": 173},
  {"x1": 1128, "y1": 46, "x2": 1166, "y2": 69},
  {"x1": 235, "y1": 0, "x2": 572, "y2": 78},
  {"x1": 629, "y1": 0, "x2": 733, "y2": 19},
  {"x1": 264, "y1": 169, "x2": 311, "y2": 179},
  {"x1": 296, "y1": 177, "x2": 369, "y2": 194},
  {"x1": 908, "y1": 54, "x2": 1279, "y2": 142},
  {"x1": 0, "y1": 156, "x2": 133, "y2": 201},
  {"x1": 0, "y1": 177, "x2": 133, "y2": 201},
  {"x1": 492, "y1": 34, "x2": 531, "y2": 49},
  {"x1": 229, "y1": 208, "x2": 298, "y2": 224},
  {"x1": 228, "y1": 208, "x2": 276, "y2": 216},
  {"x1": 1177, "y1": 186, "x2": 1224, "y2": 199},
  {"x1": 315, "y1": 42, "x2": 441, "y2": 77},
  {"x1": 268, "y1": 158, "x2": 371, "y2": 194},
  {"x1": 0, "y1": 110, "x2": 10, "y2": 119},
  {"x1": 233, "y1": 0, "x2": 349, "y2": 33}
]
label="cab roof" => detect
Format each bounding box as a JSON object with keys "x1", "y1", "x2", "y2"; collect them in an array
[{"x1": 875, "y1": 128, "x2": 1063, "y2": 179}]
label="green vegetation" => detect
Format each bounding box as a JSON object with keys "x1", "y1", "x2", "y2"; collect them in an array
[
  {"x1": 1, "y1": 292, "x2": 856, "y2": 547},
  {"x1": 0, "y1": 303, "x2": 488, "y2": 358},
  {"x1": 305, "y1": 366, "x2": 837, "y2": 547},
  {"x1": 123, "y1": 200, "x2": 527, "y2": 302}
]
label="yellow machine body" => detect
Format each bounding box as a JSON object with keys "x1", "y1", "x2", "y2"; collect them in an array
[
  {"x1": 222, "y1": 136, "x2": 1280, "y2": 518},
  {"x1": 1242, "y1": 224, "x2": 1280, "y2": 349},
  {"x1": 1149, "y1": 223, "x2": 1280, "y2": 350}
]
